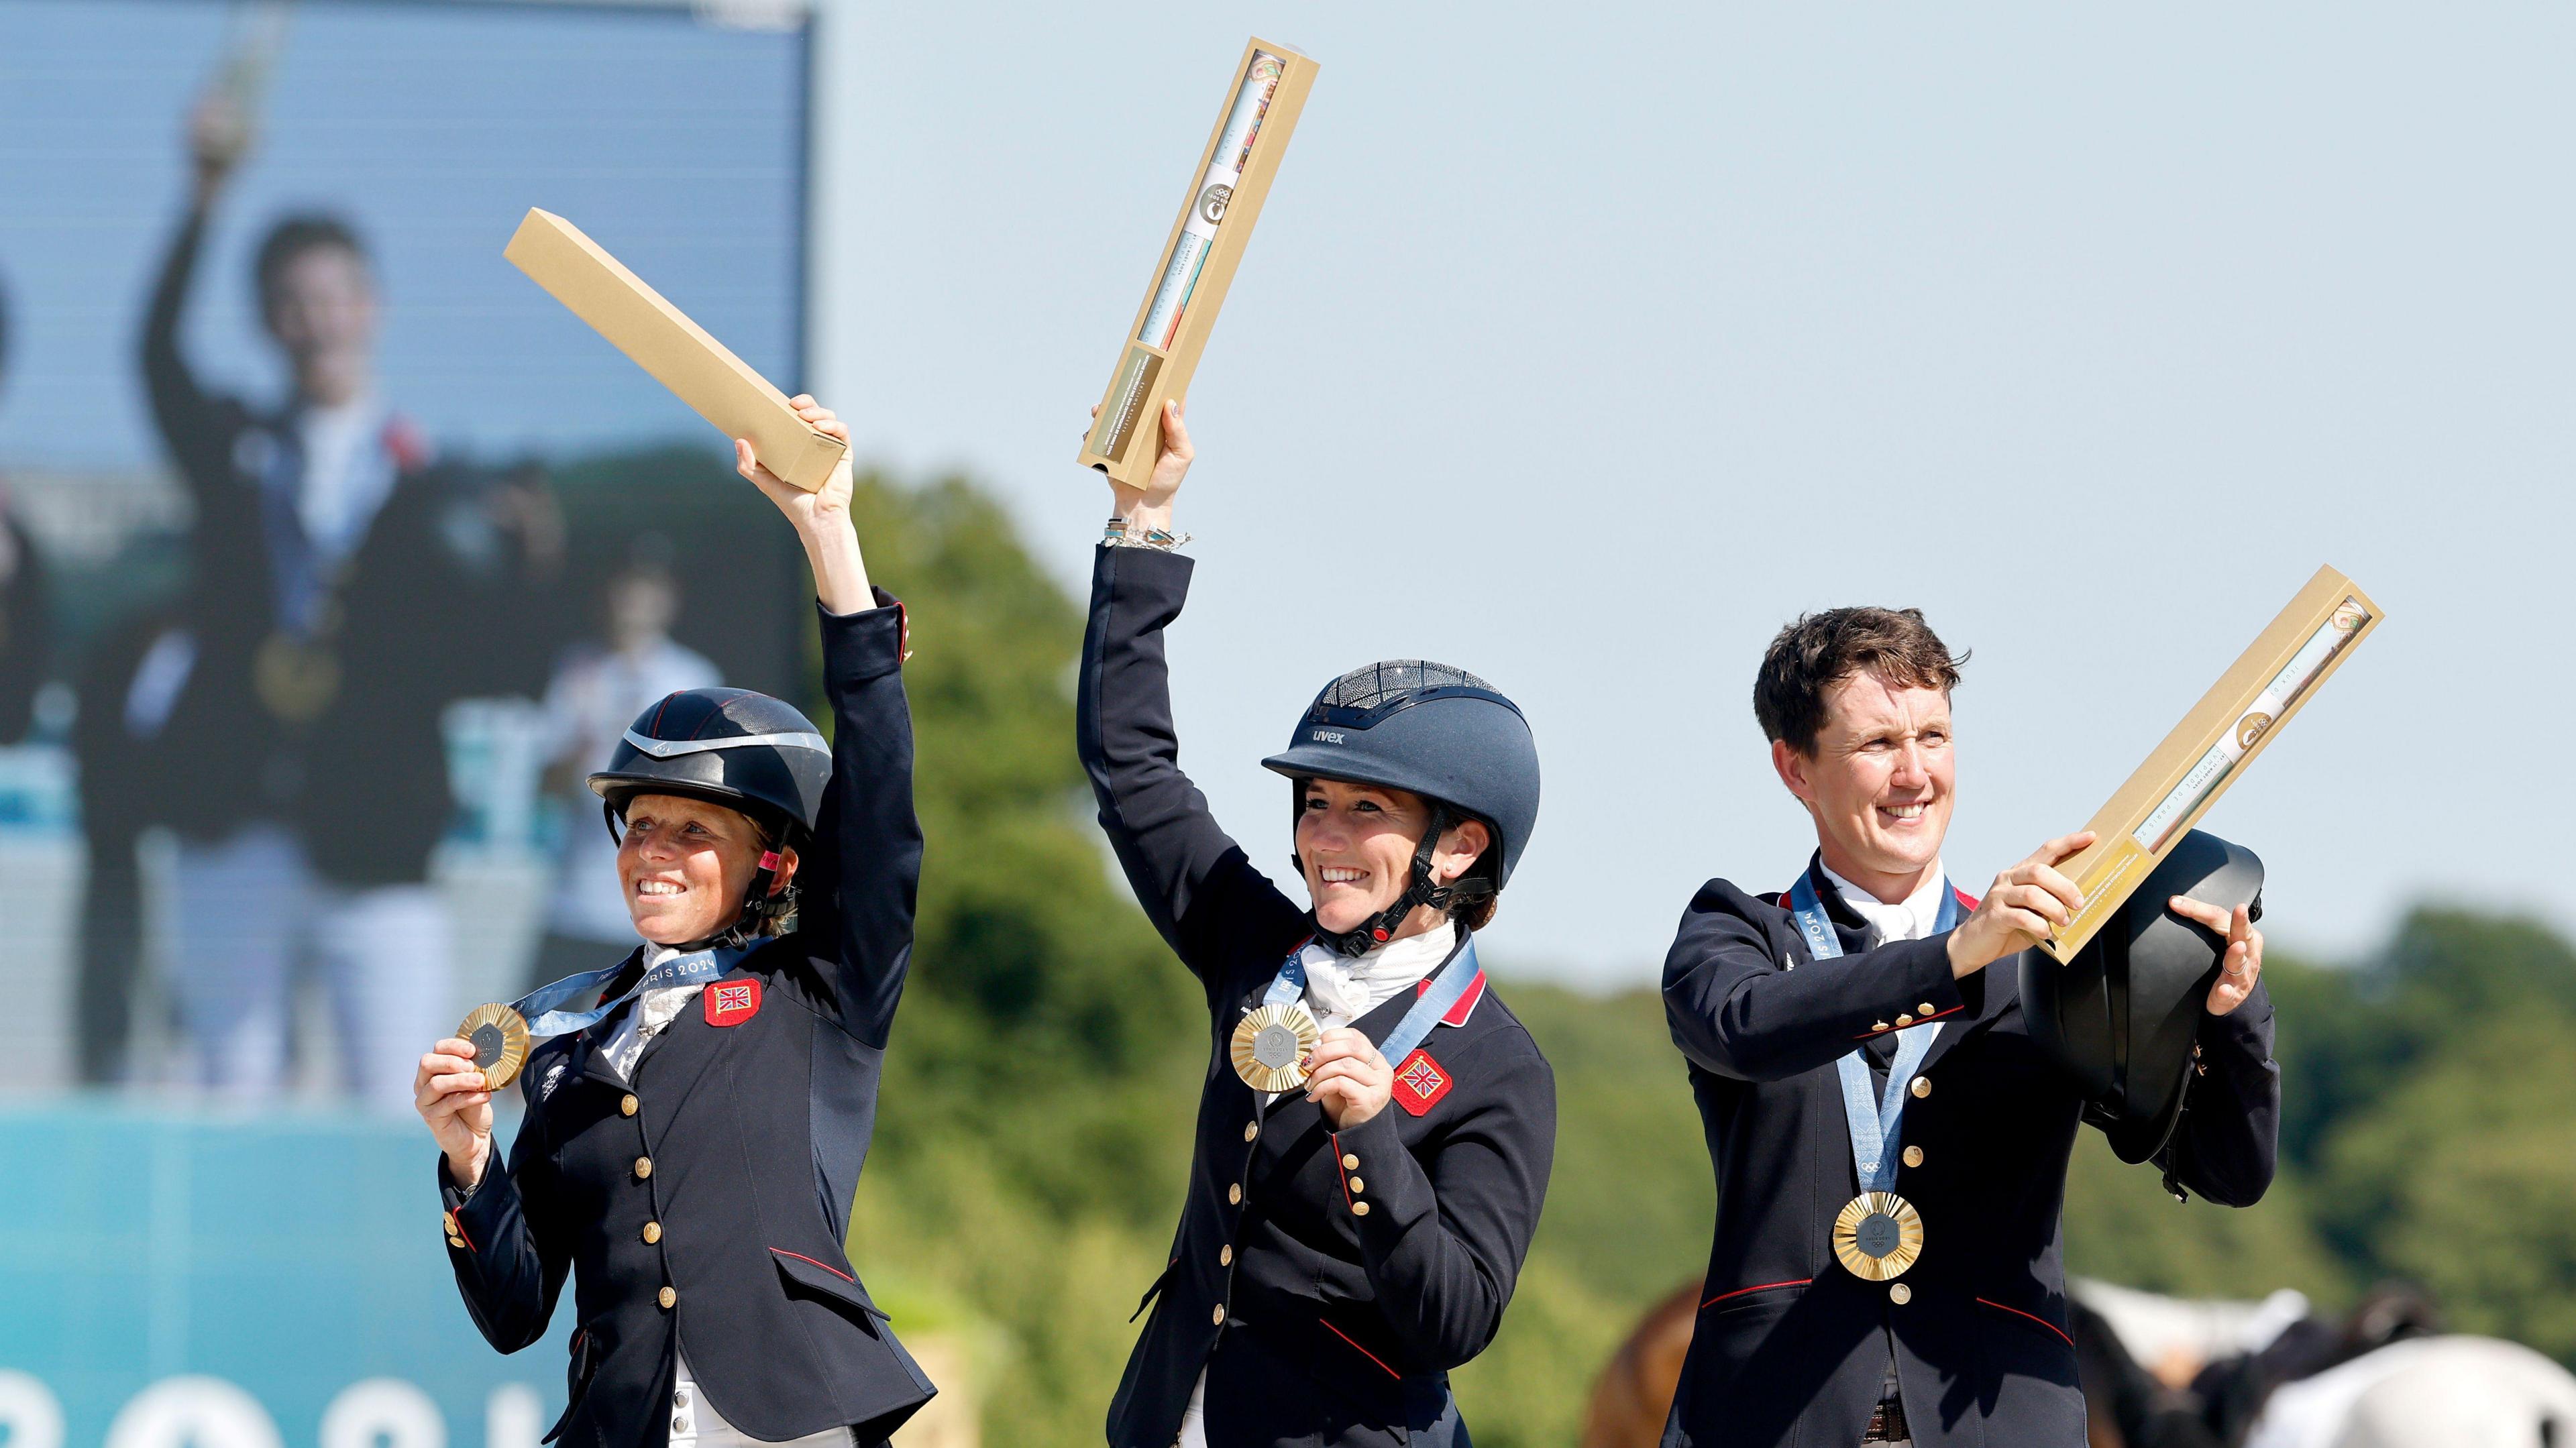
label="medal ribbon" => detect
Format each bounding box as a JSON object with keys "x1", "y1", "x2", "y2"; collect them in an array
[
  {"x1": 511, "y1": 946, "x2": 747, "y2": 1038},
  {"x1": 1788, "y1": 874, "x2": 1960, "y2": 1194},
  {"x1": 1258, "y1": 933, "x2": 1484, "y2": 1065}
]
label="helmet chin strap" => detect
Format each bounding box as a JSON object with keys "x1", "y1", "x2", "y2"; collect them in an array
[
  {"x1": 667, "y1": 848, "x2": 799, "y2": 952},
  {"x1": 1305, "y1": 803, "x2": 1474, "y2": 959}
]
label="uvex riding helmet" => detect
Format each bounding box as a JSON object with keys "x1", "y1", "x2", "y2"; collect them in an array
[
  {"x1": 588, "y1": 688, "x2": 833, "y2": 937},
  {"x1": 1260, "y1": 661, "x2": 1540, "y2": 957},
  {"x1": 2020, "y1": 829, "x2": 2263, "y2": 1164}
]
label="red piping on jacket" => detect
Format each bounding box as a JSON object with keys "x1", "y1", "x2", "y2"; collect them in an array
[
  {"x1": 771, "y1": 1247, "x2": 856, "y2": 1283},
  {"x1": 1700, "y1": 1278, "x2": 1811, "y2": 1311},
  {"x1": 1320, "y1": 1319, "x2": 1401, "y2": 1379},
  {"x1": 1330, "y1": 1132, "x2": 1354, "y2": 1210},
  {"x1": 1976, "y1": 1297, "x2": 2074, "y2": 1347}
]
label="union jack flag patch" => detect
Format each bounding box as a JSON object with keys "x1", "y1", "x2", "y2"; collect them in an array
[
  {"x1": 1392, "y1": 1049, "x2": 1453, "y2": 1116},
  {"x1": 704, "y1": 979, "x2": 762, "y2": 1027}
]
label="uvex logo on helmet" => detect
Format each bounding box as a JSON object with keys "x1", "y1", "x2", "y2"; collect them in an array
[{"x1": 1310, "y1": 730, "x2": 1345, "y2": 744}]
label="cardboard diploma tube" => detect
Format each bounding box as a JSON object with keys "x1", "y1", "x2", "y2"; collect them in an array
[
  {"x1": 504, "y1": 209, "x2": 847, "y2": 494},
  {"x1": 1078, "y1": 39, "x2": 1318, "y2": 487},
  {"x1": 2039, "y1": 565, "x2": 2382, "y2": 962}
]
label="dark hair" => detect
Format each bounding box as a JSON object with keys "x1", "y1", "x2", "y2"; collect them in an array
[
  {"x1": 254, "y1": 213, "x2": 370, "y2": 319},
  {"x1": 1754, "y1": 607, "x2": 1966, "y2": 756}
]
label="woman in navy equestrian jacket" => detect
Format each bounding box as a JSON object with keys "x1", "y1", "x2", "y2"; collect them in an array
[
  {"x1": 413, "y1": 399, "x2": 935, "y2": 1447},
  {"x1": 1078, "y1": 400, "x2": 1557, "y2": 1448}
]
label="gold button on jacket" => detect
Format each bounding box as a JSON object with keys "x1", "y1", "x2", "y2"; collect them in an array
[
  {"x1": 1218, "y1": 1245, "x2": 1232, "y2": 1266},
  {"x1": 621, "y1": 1095, "x2": 639, "y2": 1117},
  {"x1": 1340, "y1": 1153, "x2": 1359, "y2": 1170},
  {"x1": 1242, "y1": 1121, "x2": 1258, "y2": 1143},
  {"x1": 1902, "y1": 1146, "x2": 1924, "y2": 1168},
  {"x1": 659, "y1": 1286, "x2": 677, "y2": 1309},
  {"x1": 1889, "y1": 1283, "x2": 1911, "y2": 1304},
  {"x1": 1352, "y1": 1201, "x2": 1370, "y2": 1217},
  {"x1": 1227, "y1": 1183, "x2": 1242, "y2": 1205},
  {"x1": 642, "y1": 1221, "x2": 662, "y2": 1244},
  {"x1": 633, "y1": 1157, "x2": 653, "y2": 1180},
  {"x1": 1347, "y1": 1177, "x2": 1364, "y2": 1195},
  {"x1": 1211, "y1": 1304, "x2": 1226, "y2": 1326},
  {"x1": 1910, "y1": 1076, "x2": 1930, "y2": 1099}
]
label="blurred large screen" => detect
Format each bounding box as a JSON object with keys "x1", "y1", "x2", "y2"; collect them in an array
[
  {"x1": 0, "y1": 0, "x2": 816, "y2": 1437},
  {"x1": 0, "y1": 0, "x2": 814, "y2": 1095}
]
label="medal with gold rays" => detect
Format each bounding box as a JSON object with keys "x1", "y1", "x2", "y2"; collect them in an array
[
  {"x1": 456, "y1": 1003, "x2": 533, "y2": 1089},
  {"x1": 1833, "y1": 1191, "x2": 1925, "y2": 1281},
  {"x1": 1231, "y1": 1001, "x2": 1322, "y2": 1093}
]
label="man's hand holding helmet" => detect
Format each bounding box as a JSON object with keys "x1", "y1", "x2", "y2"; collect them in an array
[{"x1": 2171, "y1": 895, "x2": 2265, "y2": 1016}]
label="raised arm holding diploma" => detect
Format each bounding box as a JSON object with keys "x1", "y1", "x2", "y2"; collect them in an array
[{"x1": 415, "y1": 400, "x2": 937, "y2": 1447}]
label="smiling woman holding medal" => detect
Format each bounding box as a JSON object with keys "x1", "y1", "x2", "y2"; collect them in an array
[
  {"x1": 1079, "y1": 400, "x2": 1556, "y2": 1448},
  {"x1": 410, "y1": 398, "x2": 938, "y2": 1448},
  {"x1": 1658, "y1": 608, "x2": 2279, "y2": 1448}
]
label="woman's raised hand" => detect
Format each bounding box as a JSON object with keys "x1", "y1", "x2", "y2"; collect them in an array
[
  {"x1": 1089, "y1": 397, "x2": 1193, "y2": 536},
  {"x1": 739, "y1": 396, "x2": 872, "y2": 614},
  {"x1": 415, "y1": 1038, "x2": 495, "y2": 1190},
  {"x1": 738, "y1": 396, "x2": 855, "y2": 520}
]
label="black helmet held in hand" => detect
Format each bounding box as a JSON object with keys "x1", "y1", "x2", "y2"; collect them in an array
[
  {"x1": 1261, "y1": 660, "x2": 1541, "y2": 955},
  {"x1": 2021, "y1": 830, "x2": 2265, "y2": 1166},
  {"x1": 588, "y1": 688, "x2": 833, "y2": 844}
]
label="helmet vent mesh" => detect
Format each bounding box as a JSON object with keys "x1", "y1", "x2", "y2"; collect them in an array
[{"x1": 1318, "y1": 660, "x2": 1492, "y2": 712}]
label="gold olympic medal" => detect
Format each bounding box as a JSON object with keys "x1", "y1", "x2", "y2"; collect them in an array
[
  {"x1": 1832, "y1": 1191, "x2": 1925, "y2": 1282},
  {"x1": 254, "y1": 632, "x2": 342, "y2": 724},
  {"x1": 1230, "y1": 1001, "x2": 1321, "y2": 1093},
  {"x1": 456, "y1": 1003, "x2": 532, "y2": 1091}
]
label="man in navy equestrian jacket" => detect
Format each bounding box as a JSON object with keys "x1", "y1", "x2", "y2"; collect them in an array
[{"x1": 1660, "y1": 607, "x2": 2277, "y2": 1448}]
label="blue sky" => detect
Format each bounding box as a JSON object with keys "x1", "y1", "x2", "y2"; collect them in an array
[
  {"x1": 5, "y1": 3, "x2": 2567, "y2": 987},
  {"x1": 810, "y1": 4, "x2": 2576, "y2": 985}
]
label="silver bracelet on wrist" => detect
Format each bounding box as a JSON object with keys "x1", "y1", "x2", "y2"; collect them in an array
[{"x1": 1102, "y1": 516, "x2": 1191, "y2": 551}]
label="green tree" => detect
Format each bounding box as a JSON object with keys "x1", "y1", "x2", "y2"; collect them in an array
[{"x1": 2318, "y1": 1014, "x2": 2576, "y2": 1362}]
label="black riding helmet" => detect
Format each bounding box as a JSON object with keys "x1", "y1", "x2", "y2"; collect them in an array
[
  {"x1": 2019, "y1": 830, "x2": 2264, "y2": 1164},
  {"x1": 588, "y1": 688, "x2": 833, "y2": 938},
  {"x1": 1260, "y1": 660, "x2": 1541, "y2": 957}
]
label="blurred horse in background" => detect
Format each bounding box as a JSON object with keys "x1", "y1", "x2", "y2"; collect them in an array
[{"x1": 1580, "y1": 1277, "x2": 2576, "y2": 1448}]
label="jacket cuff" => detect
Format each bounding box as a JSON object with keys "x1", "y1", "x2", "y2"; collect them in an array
[
  {"x1": 1845, "y1": 934, "x2": 1974, "y2": 1042},
  {"x1": 441, "y1": 1150, "x2": 512, "y2": 1255},
  {"x1": 1095, "y1": 541, "x2": 1195, "y2": 602},
  {"x1": 820, "y1": 590, "x2": 908, "y2": 688},
  {"x1": 2199, "y1": 977, "x2": 2275, "y2": 1052},
  {"x1": 1333, "y1": 1110, "x2": 1434, "y2": 1256}
]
